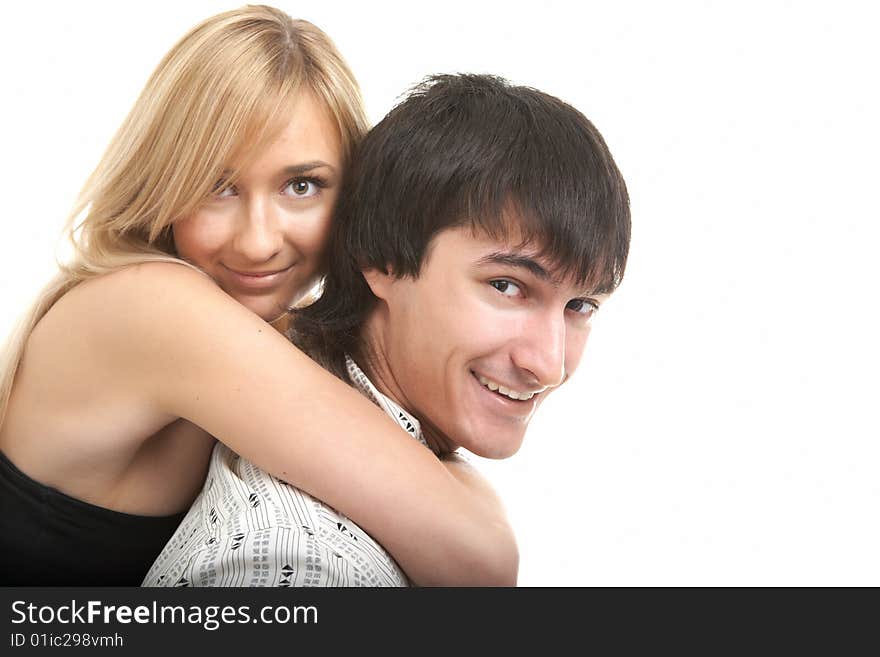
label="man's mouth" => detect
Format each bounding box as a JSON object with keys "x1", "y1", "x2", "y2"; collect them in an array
[{"x1": 473, "y1": 373, "x2": 544, "y2": 402}]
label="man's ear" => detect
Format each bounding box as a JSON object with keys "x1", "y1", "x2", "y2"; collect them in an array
[{"x1": 361, "y1": 266, "x2": 395, "y2": 301}]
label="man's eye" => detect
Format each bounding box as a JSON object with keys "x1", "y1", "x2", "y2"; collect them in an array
[
  {"x1": 490, "y1": 280, "x2": 522, "y2": 297},
  {"x1": 567, "y1": 298, "x2": 598, "y2": 320}
]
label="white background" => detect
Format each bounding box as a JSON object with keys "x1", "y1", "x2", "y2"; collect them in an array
[{"x1": 2, "y1": 1, "x2": 878, "y2": 586}]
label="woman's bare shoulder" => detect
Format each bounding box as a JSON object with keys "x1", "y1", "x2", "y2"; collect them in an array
[
  {"x1": 48, "y1": 262, "x2": 244, "y2": 338},
  {"x1": 28, "y1": 261, "x2": 260, "y2": 400},
  {"x1": 3, "y1": 262, "x2": 227, "y2": 507},
  {"x1": 65, "y1": 261, "x2": 217, "y2": 311}
]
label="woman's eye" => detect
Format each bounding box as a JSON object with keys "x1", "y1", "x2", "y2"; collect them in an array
[
  {"x1": 212, "y1": 181, "x2": 236, "y2": 198},
  {"x1": 567, "y1": 298, "x2": 598, "y2": 320},
  {"x1": 490, "y1": 280, "x2": 522, "y2": 297},
  {"x1": 284, "y1": 179, "x2": 318, "y2": 197}
]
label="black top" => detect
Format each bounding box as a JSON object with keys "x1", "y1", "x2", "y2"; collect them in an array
[{"x1": 0, "y1": 450, "x2": 185, "y2": 586}]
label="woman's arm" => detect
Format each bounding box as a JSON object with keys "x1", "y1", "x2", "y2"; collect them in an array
[
  {"x1": 440, "y1": 452, "x2": 519, "y2": 584},
  {"x1": 84, "y1": 263, "x2": 518, "y2": 586}
]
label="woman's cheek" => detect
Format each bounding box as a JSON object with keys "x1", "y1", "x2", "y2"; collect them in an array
[{"x1": 173, "y1": 214, "x2": 229, "y2": 265}]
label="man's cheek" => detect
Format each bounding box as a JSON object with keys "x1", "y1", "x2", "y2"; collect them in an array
[{"x1": 564, "y1": 327, "x2": 591, "y2": 377}]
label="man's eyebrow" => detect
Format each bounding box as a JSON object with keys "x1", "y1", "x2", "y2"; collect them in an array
[
  {"x1": 283, "y1": 161, "x2": 336, "y2": 176},
  {"x1": 476, "y1": 252, "x2": 553, "y2": 281},
  {"x1": 477, "y1": 251, "x2": 609, "y2": 299}
]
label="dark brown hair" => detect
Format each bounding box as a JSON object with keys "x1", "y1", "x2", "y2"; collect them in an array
[{"x1": 292, "y1": 73, "x2": 630, "y2": 378}]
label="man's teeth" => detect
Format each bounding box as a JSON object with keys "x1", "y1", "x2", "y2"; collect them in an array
[{"x1": 477, "y1": 375, "x2": 537, "y2": 401}]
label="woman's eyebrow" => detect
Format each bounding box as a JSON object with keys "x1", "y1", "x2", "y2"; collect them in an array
[{"x1": 282, "y1": 161, "x2": 336, "y2": 175}]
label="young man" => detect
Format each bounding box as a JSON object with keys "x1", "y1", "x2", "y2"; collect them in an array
[{"x1": 144, "y1": 74, "x2": 630, "y2": 587}]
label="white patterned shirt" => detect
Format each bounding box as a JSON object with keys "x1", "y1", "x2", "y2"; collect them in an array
[{"x1": 142, "y1": 357, "x2": 428, "y2": 587}]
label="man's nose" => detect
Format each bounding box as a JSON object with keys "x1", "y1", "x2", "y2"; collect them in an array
[
  {"x1": 510, "y1": 309, "x2": 567, "y2": 389},
  {"x1": 233, "y1": 197, "x2": 283, "y2": 263}
]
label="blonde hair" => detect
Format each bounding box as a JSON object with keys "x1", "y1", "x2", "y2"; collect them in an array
[{"x1": 0, "y1": 5, "x2": 369, "y2": 426}]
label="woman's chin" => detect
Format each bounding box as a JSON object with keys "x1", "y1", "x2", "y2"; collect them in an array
[{"x1": 230, "y1": 296, "x2": 290, "y2": 325}]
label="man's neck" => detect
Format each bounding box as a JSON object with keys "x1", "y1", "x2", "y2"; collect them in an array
[{"x1": 357, "y1": 318, "x2": 456, "y2": 456}]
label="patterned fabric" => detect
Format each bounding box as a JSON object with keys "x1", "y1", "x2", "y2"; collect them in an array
[{"x1": 142, "y1": 357, "x2": 427, "y2": 587}]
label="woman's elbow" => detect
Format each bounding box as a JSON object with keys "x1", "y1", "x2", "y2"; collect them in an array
[
  {"x1": 474, "y1": 540, "x2": 519, "y2": 587},
  {"x1": 412, "y1": 529, "x2": 519, "y2": 587}
]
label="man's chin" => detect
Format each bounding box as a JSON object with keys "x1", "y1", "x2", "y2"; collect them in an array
[{"x1": 458, "y1": 430, "x2": 526, "y2": 460}]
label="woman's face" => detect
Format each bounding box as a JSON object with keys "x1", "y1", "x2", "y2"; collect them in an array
[{"x1": 173, "y1": 92, "x2": 342, "y2": 323}]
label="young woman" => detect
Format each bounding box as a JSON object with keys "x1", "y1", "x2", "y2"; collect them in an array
[{"x1": 0, "y1": 5, "x2": 516, "y2": 586}]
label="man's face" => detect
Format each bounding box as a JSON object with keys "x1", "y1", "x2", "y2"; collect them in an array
[{"x1": 367, "y1": 226, "x2": 608, "y2": 458}]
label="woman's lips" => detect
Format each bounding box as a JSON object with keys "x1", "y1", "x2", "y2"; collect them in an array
[{"x1": 221, "y1": 263, "x2": 295, "y2": 289}]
